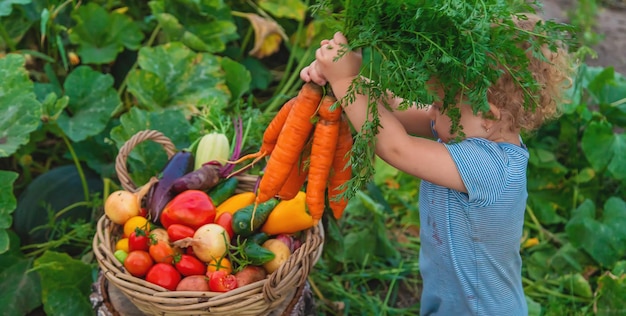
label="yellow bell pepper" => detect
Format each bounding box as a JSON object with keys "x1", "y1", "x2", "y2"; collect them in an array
[
  {"x1": 261, "y1": 191, "x2": 314, "y2": 235},
  {"x1": 215, "y1": 192, "x2": 256, "y2": 217}
]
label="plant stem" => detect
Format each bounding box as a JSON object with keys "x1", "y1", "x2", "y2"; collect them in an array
[
  {"x1": 263, "y1": 47, "x2": 312, "y2": 114},
  {"x1": 61, "y1": 133, "x2": 90, "y2": 203},
  {"x1": 115, "y1": 23, "x2": 162, "y2": 109}
]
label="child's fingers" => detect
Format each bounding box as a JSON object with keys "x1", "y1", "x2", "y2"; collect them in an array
[
  {"x1": 308, "y1": 61, "x2": 327, "y2": 86},
  {"x1": 300, "y1": 66, "x2": 312, "y2": 82}
]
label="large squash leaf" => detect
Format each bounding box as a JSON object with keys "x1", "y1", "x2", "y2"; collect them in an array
[
  {"x1": 33, "y1": 251, "x2": 93, "y2": 316},
  {"x1": 56, "y1": 66, "x2": 121, "y2": 142},
  {"x1": 126, "y1": 42, "x2": 230, "y2": 115},
  {"x1": 565, "y1": 198, "x2": 626, "y2": 267},
  {"x1": 0, "y1": 254, "x2": 41, "y2": 316},
  {"x1": 0, "y1": 54, "x2": 42, "y2": 158},
  {"x1": 148, "y1": 0, "x2": 237, "y2": 53},
  {"x1": 0, "y1": 171, "x2": 19, "y2": 254},
  {"x1": 69, "y1": 2, "x2": 144, "y2": 64},
  {"x1": 581, "y1": 121, "x2": 626, "y2": 181}
]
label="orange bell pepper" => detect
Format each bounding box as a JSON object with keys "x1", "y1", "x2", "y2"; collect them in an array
[{"x1": 261, "y1": 191, "x2": 314, "y2": 235}]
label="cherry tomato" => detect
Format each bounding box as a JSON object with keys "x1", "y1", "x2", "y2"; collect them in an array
[
  {"x1": 124, "y1": 250, "x2": 153, "y2": 277},
  {"x1": 206, "y1": 257, "x2": 233, "y2": 275},
  {"x1": 149, "y1": 239, "x2": 177, "y2": 264},
  {"x1": 145, "y1": 263, "x2": 181, "y2": 291},
  {"x1": 123, "y1": 216, "x2": 151, "y2": 238},
  {"x1": 115, "y1": 237, "x2": 129, "y2": 253},
  {"x1": 128, "y1": 230, "x2": 150, "y2": 252},
  {"x1": 167, "y1": 224, "x2": 195, "y2": 242},
  {"x1": 208, "y1": 270, "x2": 237, "y2": 292},
  {"x1": 214, "y1": 213, "x2": 234, "y2": 240},
  {"x1": 175, "y1": 254, "x2": 207, "y2": 276}
]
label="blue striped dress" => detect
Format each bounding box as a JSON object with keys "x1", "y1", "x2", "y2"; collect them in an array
[{"x1": 418, "y1": 137, "x2": 528, "y2": 316}]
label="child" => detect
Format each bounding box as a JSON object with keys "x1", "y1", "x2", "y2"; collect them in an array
[{"x1": 300, "y1": 14, "x2": 572, "y2": 315}]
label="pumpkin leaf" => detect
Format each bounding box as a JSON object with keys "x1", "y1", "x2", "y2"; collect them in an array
[
  {"x1": 581, "y1": 121, "x2": 626, "y2": 180},
  {"x1": 33, "y1": 251, "x2": 93, "y2": 316},
  {"x1": 148, "y1": 0, "x2": 237, "y2": 53},
  {"x1": 56, "y1": 66, "x2": 120, "y2": 142},
  {"x1": 566, "y1": 198, "x2": 626, "y2": 267},
  {"x1": 0, "y1": 171, "x2": 19, "y2": 254},
  {"x1": 0, "y1": 54, "x2": 42, "y2": 158},
  {"x1": 69, "y1": 3, "x2": 144, "y2": 64},
  {"x1": 126, "y1": 42, "x2": 231, "y2": 115}
]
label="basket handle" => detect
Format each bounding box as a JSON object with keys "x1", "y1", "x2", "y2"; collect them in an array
[{"x1": 115, "y1": 130, "x2": 177, "y2": 192}]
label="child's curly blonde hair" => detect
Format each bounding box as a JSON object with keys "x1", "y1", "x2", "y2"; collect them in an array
[{"x1": 488, "y1": 13, "x2": 575, "y2": 132}]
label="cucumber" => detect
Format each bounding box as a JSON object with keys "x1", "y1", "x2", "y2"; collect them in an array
[
  {"x1": 207, "y1": 177, "x2": 239, "y2": 206},
  {"x1": 232, "y1": 198, "x2": 278, "y2": 237}
]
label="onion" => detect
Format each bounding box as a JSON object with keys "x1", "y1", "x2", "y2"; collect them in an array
[
  {"x1": 190, "y1": 224, "x2": 230, "y2": 263},
  {"x1": 104, "y1": 177, "x2": 157, "y2": 225}
]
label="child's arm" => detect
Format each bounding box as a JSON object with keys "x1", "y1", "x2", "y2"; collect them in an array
[{"x1": 304, "y1": 32, "x2": 466, "y2": 192}]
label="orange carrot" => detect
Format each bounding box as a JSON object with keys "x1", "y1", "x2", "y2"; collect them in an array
[
  {"x1": 327, "y1": 116, "x2": 353, "y2": 220},
  {"x1": 276, "y1": 149, "x2": 309, "y2": 200},
  {"x1": 256, "y1": 83, "x2": 323, "y2": 203},
  {"x1": 230, "y1": 96, "x2": 297, "y2": 168},
  {"x1": 306, "y1": 95, "x2": 342, "y2": 223}
]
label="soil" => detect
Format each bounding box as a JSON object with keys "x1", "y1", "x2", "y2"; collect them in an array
[{"x1": 540, "y1": 0, "x2": 626, "y2": 75}]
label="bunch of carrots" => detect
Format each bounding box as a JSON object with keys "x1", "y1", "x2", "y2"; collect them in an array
[{"x1": 231, "y1": 83, "x2": 353, "y2": 224}]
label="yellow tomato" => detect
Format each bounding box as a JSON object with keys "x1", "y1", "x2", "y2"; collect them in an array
[
  {"x1": 115, "y1": 238, "x2": 129, "y2": 253},
  {"x1": 123, "y1": 216, "x2": 151, "y2": 237}
]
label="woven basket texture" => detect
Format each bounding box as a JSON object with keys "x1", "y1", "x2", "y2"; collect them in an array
[{"x1": 93, "y1": 130, "x2": 324, "y2": 316}]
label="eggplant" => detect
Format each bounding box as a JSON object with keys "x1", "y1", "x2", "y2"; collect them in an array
[
  {"x1": 171, "y1": 162, "x2": 222, "y2": 193},
  {"x1": 146, "y1": 150, "x2": 194, "y2": 222}
]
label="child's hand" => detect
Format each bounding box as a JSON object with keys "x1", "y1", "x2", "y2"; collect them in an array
[
  {"x1": 315, "y1": 32, "x2": 362, "y2": 86},
  {"x1": 300, "y1": 32, "x2": 362, "y2": 87},
  {"x1": 300, "y1": 60, "x2": 327, "y2": 86}
]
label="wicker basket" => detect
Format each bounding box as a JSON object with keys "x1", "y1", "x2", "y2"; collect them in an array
[{"x1": 93, "y1": 130, "x2": 324, "y2": 316}]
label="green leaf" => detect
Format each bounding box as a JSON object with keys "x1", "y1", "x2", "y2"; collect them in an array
[
  {"x1": 581, "y1": 121, "x2": 626, "y2": 180},
  {"x1": 565, "y1": 198, "x2": 626, "y2": 267},
  {"x1": 0, "y1": 0, "x2": 31, "y2": 17},
  {"x1": 558, "y1": 273, "x2": 593, "y2": 298},
  {"x1": 110, "y1": 107, "x2": 192, "y2": 186},
  {"x1": 221, "y1": 56, "x2": 251, "y2": 100},
  {"x1": 69, "y1": 3, "x2": 144, "y2": 64},
  {"x1": 149, "y1": 0, "x2": 237, "y2": 53},
  {"x1": 596, "y1": 273, "x2": 626, "y2": 315},
  {"x1": 0, "y1": 256, "x2": 41, "y2": 315},
  {"x1": 0, "y1": 54, "x2": 42, "y2": 158},
  {"x1": 56, "y1": 66, "x2": 120, "y2": 142},
  {"x1": 126, "y1": 42, "x2": 231, "y2": 115},
  {"x1": 259, "y1": 0, "x2": 307, "y2": 21},
  {"x1": 33, "y1": 251, "x2": 93, "y2": 316},
  {"x1": 0, "y1": 170, "x2": 19, "y2": 254}
]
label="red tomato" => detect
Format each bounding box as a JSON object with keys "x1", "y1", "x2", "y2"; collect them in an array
[
  {"x1": 149, "y1": 239, "x2": 177, "y2": 264},
  {"x1": 208, "y1": 270, "x2": 238, "y2": 292},
  {"x1": 160, "y1": 190, "x2": 216, "y2": 230},
  {"x1": 145, "y1": 263, "x2": 181, "y2": 291},
  {"x1": 214, "y1": 213, "x2": 234, "y2": 240},
  {"x1": 128, "y1": 230, "x2": 150, "y2": 252},
  {"x1": 124, "y1": 250, "x2": 153, "y2": 277},
  {"x1": 167, "y1": 224, "x2": 196, "y2": 242},
  {"x1": 175, "y1": 254, "x2": 207, "y2": 276}
]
